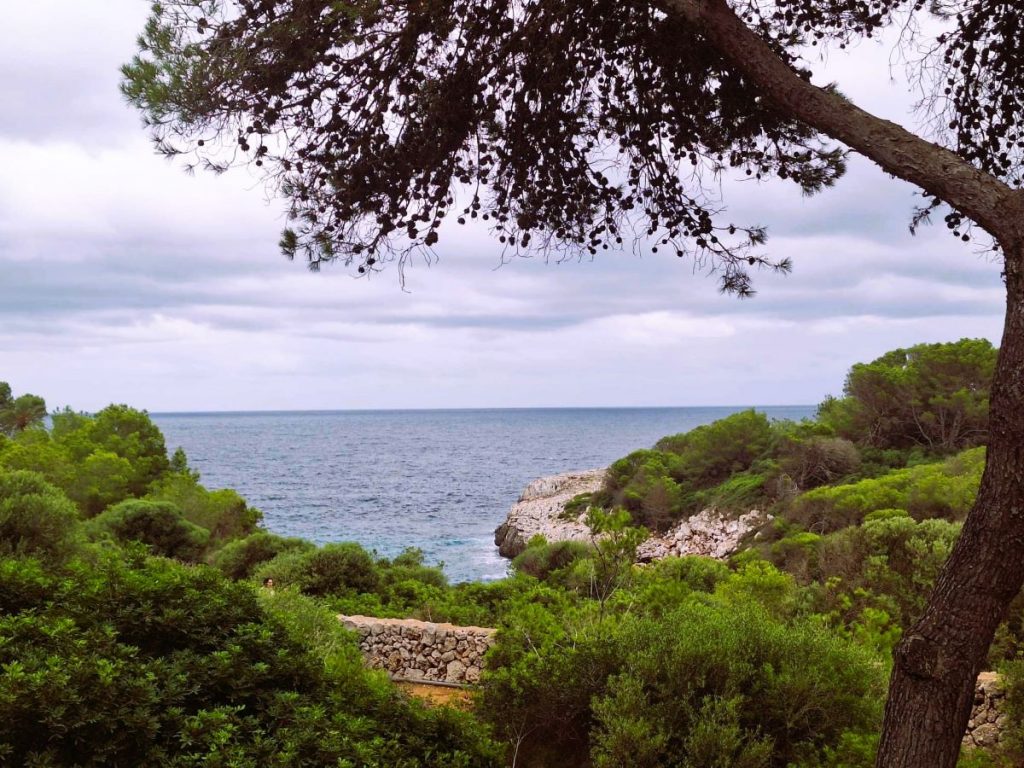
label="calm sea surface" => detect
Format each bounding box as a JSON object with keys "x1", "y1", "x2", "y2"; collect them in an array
[{"x1": 153, "y1": 407, "x2": 814, "y2": 582}]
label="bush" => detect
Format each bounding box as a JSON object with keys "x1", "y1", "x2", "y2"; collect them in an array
[
  {"x1": 657, "y1": 409, "x2": 774, "y2": 487},
  {"x1": 693, "y1": 469, "x2": 771, "y2": 514},
  {"x1": 0, "y1": 468, "x2": 80, "y2": 561},
  {"x1": 789, "y1": 447, "x2": 984, "y2": 533},
  {"x1": 64, "y1": 449, "x2": 134, "y2": 516},
  {"x1": 779, "y1": 436, "x2": 861, "y2": 490},
  {"x1": 601, "y1": 450, "x2": 684, "y2": 531},
  {"x1": 0, "y1": 549, "x2": 500, "y2": 766},
  {"x1": 90, "y1": 499, "x2": 210, "y2": 562},
  {"x1": 254, "y1": 542, "x2": 380, "y2": 597},
  {"x1": 212, "y1": 531, "x2": 314, "y2": 579},
  {"x1": 148, "y1": 472, "x2": 262, "y2": 544},
  {"x1": 480, "y1": 572, "x2": 884, "y2": 768},
  {"x1": 513, "y1": 538, "x2": 592, "y2": 581},
  {"x1": 601, "y1": 411, "x2": 780, "y2": 530}
]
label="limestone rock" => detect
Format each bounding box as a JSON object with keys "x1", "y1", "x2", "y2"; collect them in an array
[
  {"x1": 495, "y1": 470, "x2": 769, "y2": 564},
  {"x1": 446, "y1": 660, "x2": 466, "y2": 683},
  {"x1": 637, "y1": 509, "x2": 769, "y2": 561},
  {"x1": 494, "y1": 469, "x2": 605, "y2": 558}
]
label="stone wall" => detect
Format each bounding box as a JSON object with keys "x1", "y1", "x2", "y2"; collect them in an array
[
  {"x1": 341, "y1": 613, "x2": 1012, "y2": 749},
  {"x1": 964, "y1": 672, "x2": 1008, "y2": 750},
  {"x1": 339, "y1": 615, "x2": 495, "y2": 685}
]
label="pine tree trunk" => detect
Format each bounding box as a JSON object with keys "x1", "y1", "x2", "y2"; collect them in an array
[{"x1": 876, "y1": 245, "x2": 1024, "y2": 767}]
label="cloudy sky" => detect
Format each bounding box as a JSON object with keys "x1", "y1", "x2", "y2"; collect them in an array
[{"x1": 0, "y1": 2, "x2": 1005, "y2": 413}]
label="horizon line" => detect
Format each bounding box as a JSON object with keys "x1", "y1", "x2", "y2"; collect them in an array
[{"x1": 150, "y1": 404, "x2": 817, "y2": 417}]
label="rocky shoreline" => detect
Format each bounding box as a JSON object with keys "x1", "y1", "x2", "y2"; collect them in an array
[
  {"x1": 495, "y1": 469, "x2": 768, "y2": 562},
  {"x1": 493, "y1": 469, "x2": 605, "y2": 558}
]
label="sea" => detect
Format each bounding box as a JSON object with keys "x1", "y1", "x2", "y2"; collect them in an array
[{"x1": 152, "y1": 406, "x2": 815, "y2": 582}]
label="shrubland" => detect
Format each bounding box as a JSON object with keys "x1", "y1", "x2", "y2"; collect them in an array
[{"x1": 1, "y1": 340, "x2": 1022, "y2": 767}]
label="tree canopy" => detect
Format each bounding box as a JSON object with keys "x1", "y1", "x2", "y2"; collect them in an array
[
  {"x1": 0, "y1": 382, "x2": 46, "y2": 436},
  {"x1": 819, "y1": 338, "x2": 997, "y2": 454},
  {"x1": 122, "y1": 0, "x2": 1024, "y2": 291}
]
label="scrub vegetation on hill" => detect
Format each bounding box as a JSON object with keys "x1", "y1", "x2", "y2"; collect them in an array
[{"x1": 0, "y1": 339, "x2": 1021, "y2": 767}]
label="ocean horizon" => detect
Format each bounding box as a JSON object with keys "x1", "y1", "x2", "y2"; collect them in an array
[{"x1": 153, "y1": 405, "x2": 816, "y2": 582}]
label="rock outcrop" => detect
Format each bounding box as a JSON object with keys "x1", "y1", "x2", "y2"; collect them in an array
[
  {"x1": 495, "y1": 469, "x2": 767, "y2": 563},
  {"x1": 493, "y1": 469, "x2": 605, "y2": 558},
  {"x1": 637, "y1": 509, "x2": 768, "y2": 561},
  {"x1": 339, "y1": 615, "x2": 496, "y2": 685}
]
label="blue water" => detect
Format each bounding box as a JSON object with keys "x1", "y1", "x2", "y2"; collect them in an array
[{"x1": 152, "y1": 407, "x2": 814, "y2": 582}]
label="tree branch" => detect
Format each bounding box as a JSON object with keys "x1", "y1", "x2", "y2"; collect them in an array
[{"x1": 661, "y1": 0, "x2": 1024, "y2": 248}]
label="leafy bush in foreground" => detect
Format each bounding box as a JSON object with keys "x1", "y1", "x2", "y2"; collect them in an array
[
  {"x1": 0, "y1": 550, "x2": 500, "y2": 767},
  {"x1": 0, "y1": 468, "x2": 80, "y2": 561},
  {"x1": 212, "y1": 530, "x2": 314, "y2": 579},
  {"x1": 480, "y1": 563, "x2": 885, "y2": 768}
]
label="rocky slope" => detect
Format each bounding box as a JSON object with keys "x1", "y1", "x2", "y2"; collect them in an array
[
  {"x1": 493, "y1": 469, "x2": 605, "y2": 558},
  {"x1": 637, "y1": 509, "x2": 768, "y2": 561},
  {"x1": 495, "y1": 469, "x2": 767, "y2": 562}
]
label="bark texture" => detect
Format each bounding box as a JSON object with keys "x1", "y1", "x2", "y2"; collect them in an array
[{"x1": 659, "y1": 1, "x2": 1024, "y2": 765}]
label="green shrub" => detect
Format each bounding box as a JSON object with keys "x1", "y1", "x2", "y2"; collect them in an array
[
  {"x1": 561, "y1": 491, "x2": 594, "y2": 520},
  {"x1": 513, "y1": 539, "x2": 592, "y2": 581},
  {"x1": 254, "y1": 542, "x2": 381, "y2": 597},
  {"x1": 0, "y1": 549, "x2": 500, "y2": 766},
  {"x1": 0, "y1": 468, "x2": 80, "y2": 561},
  {"x1": 90, "y1": 499, "x2": 210, "y2": 562},
  {"x1": 480, "y1": 573, "x2": 884, "y2": 768},
  {"x1": 601, "y1": 449, "x2": 685, "y2": 531},
  {"x1": 148, "y1": 472, "x2": 261, "y2": 544},
  {"x1": 211, "y1": 531, "x2": 313, "y2": 579},
  {"x1": 779, "y1": 436, "x2": 861, "y2": 489},
  {"x1": 789, "y1": 447, "x2": 984, "y2": 533},
  {"x1": 657, "y1": 409, "x2": 774, "y2": 487},
  {"x1": 64, "y1": 449, "x2": 134, "y2": 515},
  {"x1": 693, "y1": 470, "x2": 771, "y2": 514}
]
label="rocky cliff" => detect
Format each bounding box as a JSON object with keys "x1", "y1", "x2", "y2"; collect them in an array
[
  {"x1": 495, "y1": 469, "x2": 768, "y2": 562},
  {"x1": 493, "y1": 469, "x2": 605, "y2": 558}
]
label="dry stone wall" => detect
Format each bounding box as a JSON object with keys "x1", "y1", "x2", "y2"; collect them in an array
[
  {"x1": 343, "y1": 612, "x2": 1012, "y2": 748},
  {"x1": 339, "y1": 615, "x2": 495, "y2": 685},
  {"x1": 964, "y1": 672, "x2": 1008, "y2": 750}
]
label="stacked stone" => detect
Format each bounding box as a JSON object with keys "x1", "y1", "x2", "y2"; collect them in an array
[
  {"x1": 339, "y1": 615, "x2": 495, "y2": 685},
  {"x1": 963, "y1": 672, "x2": 1008, "y2": 750}
]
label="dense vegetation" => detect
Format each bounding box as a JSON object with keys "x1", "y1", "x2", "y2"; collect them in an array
[{"x1": 1, "y1": 338, "x2": 1021, "y2": 767}]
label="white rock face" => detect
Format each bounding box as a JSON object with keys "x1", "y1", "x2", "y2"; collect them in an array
[
  {"x1": 495, "y1": 470, "x2": 768, "y2": 562},
  {"x1": 637, "y1": 509, "x2": 769, "y2": 561},
  {"x1": 493, "y1": 469, "x2": 605, "y2": 558}
]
